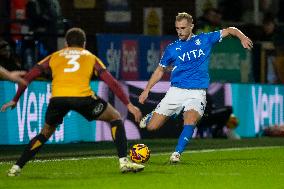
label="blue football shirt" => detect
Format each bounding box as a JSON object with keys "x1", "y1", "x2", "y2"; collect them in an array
[{"x1": 159, "y1": 30, "x2": 222, "y2": 89}]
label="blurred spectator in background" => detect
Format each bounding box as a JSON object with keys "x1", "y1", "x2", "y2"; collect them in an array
[
  {"x1": 0, "y1": 39, "x2": 22, "y2": 71},
  {"x1": 196, "y1": 8, "x2": 223, "y2": 34},
  {"x1": 278, "y1": 1, "x2": 284, "y2": 22},
  {"x1": 26, "y1": 0, "x2": 62, "y2": 55},
  {"x1": 197, "y1": 93, "x2": 239, "y2": 139},
  {"x1": 256, "y1": 13, "x2": 284, "y2": 84},
  {"x1": 259, "y1": 13, "x2": 277, "y2": 41},
  {"x1": 0, "y1": 40, "x2": 26, "y2": 85},
  {"x1": 218, "y1": 0, "x2": 243, "y2": 22},
  {"x1": 259, "y1": 14, "x2": 279, "y2": 83},
  {"x1": 273, "y1": 27, "x2": 284, "y2": 84},
  {"x1": 0, "y1": 65, "x2": 26, "y2": 85}
]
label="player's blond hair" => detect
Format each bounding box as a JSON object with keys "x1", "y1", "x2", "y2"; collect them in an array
[{"x1": 175, "y1": 12, "x2": 193, "y2": 23}]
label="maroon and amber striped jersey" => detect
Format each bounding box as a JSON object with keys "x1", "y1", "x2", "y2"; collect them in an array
[{"x1": 13, "y1": 47, "x2": 130, "y2": 105}]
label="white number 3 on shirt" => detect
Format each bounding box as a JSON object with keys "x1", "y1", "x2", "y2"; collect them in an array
[{"x1": 64, "y1": 55, "x2": 80, "y2": 72}]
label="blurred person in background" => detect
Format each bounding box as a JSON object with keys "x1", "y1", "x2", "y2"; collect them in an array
[
  {"x1": 0, "y1": 39, "x2": 22, "y2": 71},
  {"x1": 273, "y1": 28, "x2": 284, "y2": 84},
  {"x1": 139, "y1": 12, "x2": 252, "y2": 164},
  {"x1": 254, "y1": 13, "x2": 279, "y2": 83},
  {"x1": 196, "y1": 8, "x2": 223, "y2": 34},
  {"x1": 257, "y1": 13, "x2": 284, "y2": 84},
  {"x1": 264, "y1": 12, "x2": 284, "y2": 84},
  {"x1": 0, "y1": 66, "x2": 26, "y2": 85},
  {"x1": 1, "y1": 27, "x2": 144, "y2": 176},
  {"x1": 218, "y1": 0, "x2": 243, "y2": 22},
  {"x1": 0, "y1": 39, "x2": 26, "y2": 85},
  {"x1": 26, "y1": 0, "x2": 62, "y2": 55},
  {"x1": 197, "y1": 93, "x2": 238, "y2": 139},
  {"x1": 259, "y1": 13, "x2": 278, "y2": 41}
]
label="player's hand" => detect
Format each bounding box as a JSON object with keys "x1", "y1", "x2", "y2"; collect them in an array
[
  {"x1": 9, "y1": 71, "x2": 27, "y2": 85},
  {"x1": 1, "y1": 101, "x2": 17, "y2": 112},
  {"x1": 241, "y1": 36, "x2": 253, "y2": 50},
  {"x1": 127, "y1": 103, "x2": 142, "y2": 122},
  {"x1": 139, "y1": 90, "x2": 149, "y2": 104}
]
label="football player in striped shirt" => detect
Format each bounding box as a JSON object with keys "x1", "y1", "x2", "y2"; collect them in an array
[{"x1": 2, "y1": 28, "x2": 144, "y2": 176}]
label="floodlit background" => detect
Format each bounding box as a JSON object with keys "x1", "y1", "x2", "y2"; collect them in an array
[{"x1": 0, "y1": 0, "x2": 283, "y2": 188}]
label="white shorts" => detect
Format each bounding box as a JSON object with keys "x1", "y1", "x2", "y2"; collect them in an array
[{"x1": 154, "y1": 87, "x2": 207, "y2": 117}]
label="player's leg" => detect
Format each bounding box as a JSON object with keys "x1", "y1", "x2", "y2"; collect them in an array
[
  {"x1": 141, "y1": 112, "x2": 169, "y2": 131},
  {"x1": 8, "y1": 97, "x2": 69, "y2": 176},
  {"x1": 8, "y1": 123, "x2": 57, "y2": 176},
  {"x1": 170, "y1": 110, "x2": 201, "y2": 163},
  {"x1": 96, "y1": 102, "x2": 126, "y2": 159},
  {"x1": 170, "y1": 90, "x2": 206, "y2": 163},
  {"x1": 77, "y1": 96, "x2": 144, "y2": 173},
  {"x1": 96, "y1": 102, "x2": 144, "y2": 172},
  {"x1": 140, "y1": 87, "x2": 184, "y2": 131},
  {"x1": 74, "y1": 96, "x2": 126, "y2": 159}
]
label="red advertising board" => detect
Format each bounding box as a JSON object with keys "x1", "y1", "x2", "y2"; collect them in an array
[
  {"x1": 10, "y1": 0, "x2": 27, "y2": 41},
  {"x1": 121, "y1": 40, "x2": 139, "y2": 80}
]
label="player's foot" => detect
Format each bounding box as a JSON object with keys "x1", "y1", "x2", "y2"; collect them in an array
[
  {"x1": 170, "y1": 152, "x2": 180, "y2": 163},
  {"x1": 120, "y1": 159, "x2": 145, "y2": 173},
  {"x1": 7, "y1": 165, "x2": 21, "y2": 177},
  {"x1": 139, "y1": 112, "x2": 153, "y2": 129}
]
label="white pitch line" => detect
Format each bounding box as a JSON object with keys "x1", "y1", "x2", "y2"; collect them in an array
[{"x1": 0, "y1": 146, "x2": 283, "y2": 165}]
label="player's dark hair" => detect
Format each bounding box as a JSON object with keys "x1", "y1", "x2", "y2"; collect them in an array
[{"x1": 65, "y1": 28, "x2": 86, "y2": 47}]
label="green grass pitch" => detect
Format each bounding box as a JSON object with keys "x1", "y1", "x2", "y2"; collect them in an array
[{"x1": 0, "y1": 138, "x2": 284, "y2": 189}]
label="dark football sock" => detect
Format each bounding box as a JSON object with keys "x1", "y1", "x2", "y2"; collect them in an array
[
  {"x1": 16, "y1": 134, "x2": 48, "y2": 168},
  {"x1": 110, "y1": 119, "x2": 127, "y2": 158}
]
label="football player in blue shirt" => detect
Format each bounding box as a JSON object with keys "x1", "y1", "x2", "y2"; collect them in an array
[{"x1": 139, "y1": 12, "x2": 253, "y2": 163}]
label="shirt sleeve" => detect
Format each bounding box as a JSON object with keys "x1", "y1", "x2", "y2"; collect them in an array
[
  {"x1": 93, "y1": 56, "x2": 106, "y2": 76},
  {"x1": 93, "y1": 57, "x2": 130, "y2": 106},
  {"x1": 159, "y1": 45, "x2": 174, "y2": 67},
  {"x1": 12, "y1": 56, "x2": 50, "y2": 102},
  {"x1": 205, "y1": 30, "x2": 222, "y2": 44}
]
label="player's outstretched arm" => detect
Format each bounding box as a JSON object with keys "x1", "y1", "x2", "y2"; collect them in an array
[
  {"x1": 127, "y1": 103, "x2": 142, "y2": 122},
  {"x1": 98, "y1": 68, "x2": 142, "y2": 122},
  {"x1": 1, "y1": 101, "x2": 16, "y2": 112},
  {"x1": 139, "y1": 66, "x2": 165, "y2": 104},
  {"x1": 1, "y1": 63, "x2": 48, "y2": 112},
  {"x1": 0, "y1": 66, "x2": 27, "y2": 85},
  {"x1": 221, "y1": 27, "x2": 253, "y2": 50},
  {"x1": 7, "y1": 71, "x2": 27, "y2": 85}
]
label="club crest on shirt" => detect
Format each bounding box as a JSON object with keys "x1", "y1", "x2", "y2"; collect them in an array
[
  {"x1": 195, "y1": 39, "x2": 201, "y2": 45},
  {"x1": 176, "y1": 46, "x2": 182, "y2": 51}
]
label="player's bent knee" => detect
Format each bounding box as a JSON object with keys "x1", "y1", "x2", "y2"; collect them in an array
[
  {"x1": 109, "y1": 112, "x2": 121, "y2": 122},
  {"x1": 147, "y1": 126, "x2": 155, "y2": 131},
  {"x1": 114, "y1": 110, "x2": 121, "y2": 119},
  {"x1": 98, "y1": 106, "x2": 121, "y2": 122}
]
